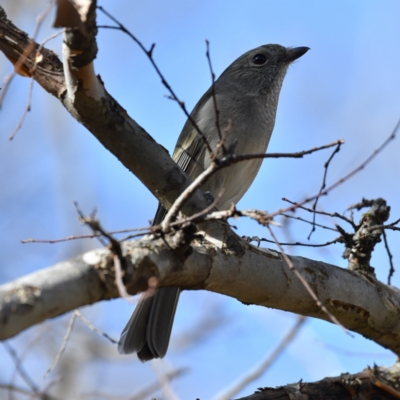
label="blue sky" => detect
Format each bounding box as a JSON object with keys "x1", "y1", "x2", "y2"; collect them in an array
[{"x1": 1, "y1": 1, "x2": 400, "y2": 399}]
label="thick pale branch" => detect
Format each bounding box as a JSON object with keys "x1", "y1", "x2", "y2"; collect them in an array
[{"x1": 1, "y1": 233, "x2": 399, "y2": 355}]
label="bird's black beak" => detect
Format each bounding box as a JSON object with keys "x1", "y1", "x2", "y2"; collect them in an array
[{"x1": 284, "y1": 47, "x2": 310, "y2": 63}]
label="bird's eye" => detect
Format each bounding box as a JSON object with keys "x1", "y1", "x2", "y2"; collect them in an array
[{"x1": 252, "y1": 54, "x2": 267, "y2": 65}]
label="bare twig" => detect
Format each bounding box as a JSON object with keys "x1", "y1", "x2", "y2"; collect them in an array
[
  {"x1": 131, "y1": 368, "x2": 187, "y2": 400},
  {"x1": 118, "y1": 231, "x2": 154, "y2": 242},
  {"x1": 205, "y1": 40, "x2": 223, "y2": 143},
  {"x1": 214, "y1": 140, "x2": 344, "y2": 164},
  {"x1": 213, "y1": 316, "x2": 306, "y2": 400},
  {"x1": 238, "y1": 140, "x2": 344, "y2": 160},
  {"x1": 308, "y1": 141, "x2": 342, "y2": 239},
  {"x1": 3, "y1": 342, "x2": 39, "y2": 394},
  {"x1": 150, "y1": 360, "x2": 180, "y2": 400},
  {"x1": 387, "y1": 217, "x2": 400, "y2": 227},
  {"x1": 8, "y1": 76, "x2": 35, "y2": 140},
  {"x1": 0, "y1": 1, "x2": 54, "y2": 105},
  {"x1": 96, "y1": 8, "x2": 213, "y2": 155},
  {"x1": 365, "y1": 221, "x2": 400, "y2": 232},
  {"x1": 162, "y1": 140, "x2": 343, "y2": 230},
  {"x1": 8, "y1": 30, "x2": 63, "y2": 140},
  {"x1": 43, "y1": 312, "x2": 76, "y2": 378},
  {"x1": 81, "y1": 368, "x2": 188, "y2": 400},
  {"x1": 174, "y1": 307, "x2": 229, "y2": 351},
  {"x1": 74, "y1": 203, "x2": 122, "y2": 255},
  {"x1": 273, "y1": 123, "x2": 399, "y2": 219},
  {"x1": 161, "y1": 163, "x2": 218, "y2": 230},
  {"x1": 315, "y1": 340, "x2": 393, "y2": 358},
  {"x1": 74, "y1": 204, "x2": 134, "y2": 302},
  {"x1": 0, "y1": 384, "x2": 35, "y2": 398},
  {"x1": 177, "y1": 206, "x2": 279, "y2": 227},
  {"x1": 74, "y1": 310, "x2": 118, "y2": 344},
  {"x1": 383, "y1": 231, "x2": 395, "y2": 285},
  {"x1": 383, "y1": 226, "x2": 400, "y2": 232},
  {"x1": 347, "y1": 197, "x2": 379, "y2": 211},
  {"x1": 282, "y1": 198, "x2": 357, "y2": 229},
  {"x1": 281, "y1": 213, "x2": 338, "y2": 232},
  {"x1": 21, "y1": 234, "x2": 101, "y2": 244},
  {"x1": 22, "y1": 225, "x2": 153, "y2": 244},
  {"x1": 113, "y1": 254, "x2": 134, "y2": 303},
  {"x1": 267, "y1": 226, "x2": 350, "y2": 335},
  {"x1": 38, "y1": 29, "x2": 63, "y2": 49},
  {"x1": 258, "y1": 236, "x2": 342, "y2": 248},
  {"x1": 9, "y1": 328, "x2": 50, "y2": 400}
]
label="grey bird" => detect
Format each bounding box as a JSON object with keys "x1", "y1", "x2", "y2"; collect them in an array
[{"x1": 118, "y1": 44, "x2": 309, "y2": 361}]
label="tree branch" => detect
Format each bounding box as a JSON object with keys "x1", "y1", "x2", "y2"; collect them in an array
[
  {"x1": 234, "y1": 363, "x2": 400, "y2": 400},
  {"x1": 0, "y1": 3, "x2": 211, "y2": 222},
  {"x1": 1, "y1": 230, "x2": 400, "y2": 355}
]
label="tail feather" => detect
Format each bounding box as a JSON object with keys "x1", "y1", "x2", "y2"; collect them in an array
[{"x1": 118, "y1": 204, "x2": 180, "y2": 361}]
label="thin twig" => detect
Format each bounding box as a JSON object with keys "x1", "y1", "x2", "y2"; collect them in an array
[
  {"x1": 131, "y1": 368, "x2": 187, "y2": 400},
  {"x1": 0, "y1": 381, "x2": 60, "y2": 400},
  {"x1": 74, "y1": 203, "x2": 108, "y2": 247},
  {"x1": 150, "y1": 360, "x2": 180, "y2": 400},
  {"x1": 74, "y1": 310, "x2": 118, "y2": 344},
  {"x1": 74, "y1": 202, "x2": 122, "y2": 254},
  {"x1": 96, "y1": 9, "x2": 213, "y2": 155},
  {"x1": 230, "y1": 140, "x2": 344, "y2": 161},
  {"x1": 347, "y1": 197, "x2": 378, "y2": 211},
  {"x1": 162, "y1": 140, "x2": 343, "y2": 230},
  {"x1": 273, "y1": 122, "x2": 399, "y2": 220},
  {"x1": 9, "y1": 329, "x2": 49, "y2": 400},
  {"x1": 118, "y1": 231, "x2": 153, "y2": 242},
  {"x1": 0, "y1": 384, "x2": 36, "y2": 398},
  {"x1": 3, "y1": 343, "x2": 39, "y2": 394},
  {"x1": 281, "y1": 213, "x2": 338, "y2": 232},
  {"x1": 21, "y1": 225, "x2": 153, "y2": 244},
  {"x1": 0, "y1": 0, "x2": 54, "y2": 112},
  {"x1": 315, "y1": 340, "x2": 393, "y2": 358},
  {"x1": 267, "y1": 226, "x2": 350, "y2": 335},
  {"x1": 358, "y1": 218, "x2": 400, "y2": 233},
  {"x1": 169, "y1": 190, "x2": 225, "y2": 227},
  {"x1": 44, "y1": 312, "x2": 76, "y2": 378},
  {"x1": 81, "y1": 368, "x2": 188, "y2": 400},
  {"x1": 21, "y1": 234, "x2": 101, "y2": 244},
  {"x1": 213, "y1": 316, "x2": 306, "y2": 400},
  {"x1": 205, "y1": 40, "x2": 222, "y2": 143},
  {"x1": 282, "y1": 198, "x2": 357, "y2": 229},
  {"x1": 383, "y1": 226, "x2": 400, "y2": 232},
  {"x1": 383, "y1": 231, "x2": 395, "y2": 285},
  {"x1": 38, "y1": 29, "x2": 64, "y2": 49},
  {"x1": 161, "y1": 163, "x2": 217, "y2": 230},
  {"x1": 178, "y1": 205, "x2": 279, "y2": 227},
  {"x1": 387, "y1": 217, "x2": 400, "y2": 227},
  {"x1": 113, "y1": 254, "x2": 135, "y2": 303},
  {"x1": 74, "y1": 204, "x2": 133, "y2": 302},
  {"x1": 308, "y1": 141, "x2": 342, "y2": 239},
  {"x1": 258, "y1": 236, "x2": 341, "y2": 248},
  {"x1": 8, "y1": 30, "x2": 63, "y2": 140},
  {"x1": 8, "y1": 77, "x2": 35, "y2": 140}
]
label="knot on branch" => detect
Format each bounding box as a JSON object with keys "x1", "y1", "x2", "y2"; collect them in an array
[
  {"x1": 121, "y1": 222, "x2": 197, "y2": 292},
  {"x1": 162, "y1": 221, "x2": 197, "y2": 256},
  {"x1": 342, "y1": 198, "x2": 390, "y2": 275}
]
